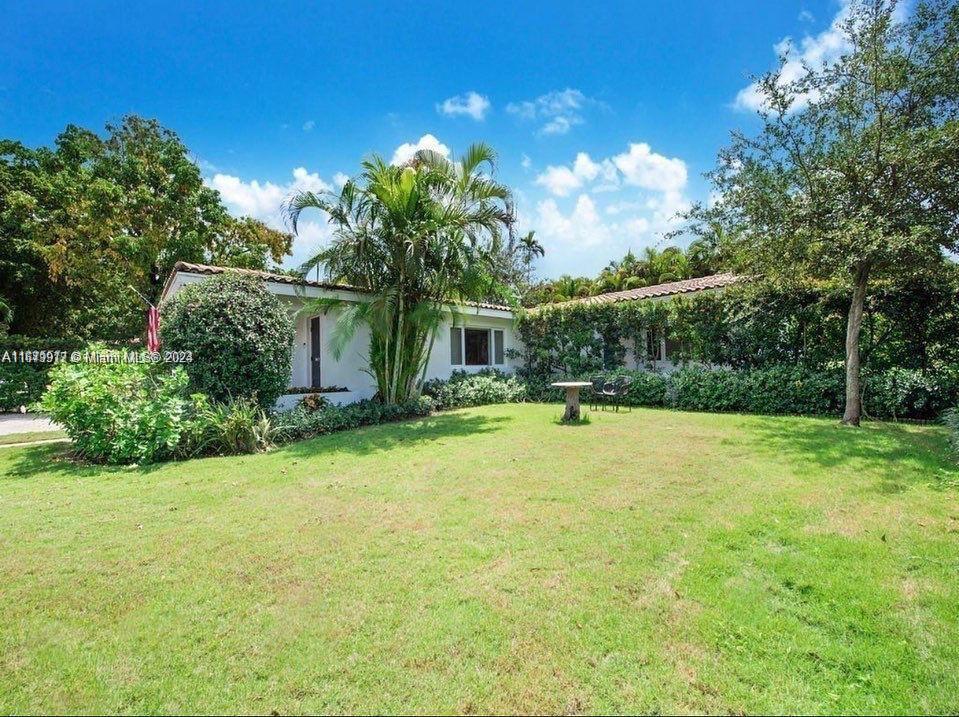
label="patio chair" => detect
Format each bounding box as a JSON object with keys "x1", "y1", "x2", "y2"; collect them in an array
[
  {"x1": 601, "y1": 376, "x2": 633, "y2": 412},
  {"x1": 588, "y1": 375, "x2": 606, "y2": 411}
]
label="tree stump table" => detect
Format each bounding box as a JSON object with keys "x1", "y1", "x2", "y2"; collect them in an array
[{"x1": 551, "y1": 381, "x2": 592, "y2": 422}]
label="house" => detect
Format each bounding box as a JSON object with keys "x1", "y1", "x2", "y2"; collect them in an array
[
  {"x1": 530, "y1": 273, "x2": 740, "y2": 372},
  {"x1": 160, "y1": 262, "x2": 739, "y2": 407},
  {"x1": 161, "y1": 262, "x2": 521, "y2": 407}
]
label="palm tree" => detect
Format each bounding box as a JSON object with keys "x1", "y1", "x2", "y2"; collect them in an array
[
  {"x1": 285, "y1": 143, "x2": 512, "y2": 403},
  {"x1": 518, "y1": 230, "x2": 545, "y2": 283}
]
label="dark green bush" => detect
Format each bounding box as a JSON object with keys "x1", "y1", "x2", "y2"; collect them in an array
[
  {"x1": 523, "y1": 364, "x2": 955, "y2": 420},
  {"x1": 423, "y1": 369, "x2": 526, "y2": 410},
  {"x1": 0, "y1": 362, "x2": 48, "y2": 411},
  {"x1": 0, "y1": 335, "x2": 87, "y2": 411},
  {"x1": 944, "y1": 408, "x2": 959, "y2": 452},
  {"x1": 274, "y1": 397, "x2": 433, "y2": 442},
  {"x1": 160, "y1": 273, "x2": 294, "y2": 409}
]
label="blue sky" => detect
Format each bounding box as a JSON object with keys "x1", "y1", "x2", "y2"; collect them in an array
[{"x1": 1, "y1": 0, "x2": 847, "y2": 278}]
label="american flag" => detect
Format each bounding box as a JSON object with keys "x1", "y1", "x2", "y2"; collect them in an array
[{"x1": 146, "y1": 304, "x2": 160, "y2": 352}]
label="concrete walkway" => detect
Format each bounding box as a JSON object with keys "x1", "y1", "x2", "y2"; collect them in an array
[{"x1": 0, "y1": 412, "x2": 57, "y2": 435}]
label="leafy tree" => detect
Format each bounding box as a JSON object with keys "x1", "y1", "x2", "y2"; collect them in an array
[
  {"x1": 691, "y1": 0, "x2": 959, "y2": 424},
  {"x1": 525, "y1": 242, "x2": 721, "y2": 306},
  {"x1": 0, "y1": 115, "x2": 293, "y2": 340},
  {"x1": 207, "y1": 216, "x2": 292, "y2": 269},
  {"x1": 286, "y1": 144, "x2": 512, "y2": 403}
]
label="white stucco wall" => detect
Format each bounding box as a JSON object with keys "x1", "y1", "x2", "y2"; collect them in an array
[{"x1": 161, "y1": 271, "x2": 524, "y2": 405}]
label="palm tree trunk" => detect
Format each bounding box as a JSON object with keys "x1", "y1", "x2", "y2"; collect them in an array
[
  {"x1": 842, "y1": 263, "x2": 871, "y2": 426},
  {"x1": 390, "y1": 286, "x2": 405, "y2": 403}
]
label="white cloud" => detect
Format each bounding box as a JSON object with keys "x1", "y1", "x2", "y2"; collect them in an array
[
  {"x1": 506, "y1": 88, "x2": 596, "y2": 136},
  {"x1": 612, "y1": 143, "x2": 687, "y2": 193},
  {"x1": 206, "y1": 167, "x2": 338, "y2": 268},
  {"x1": 734, "y1": 1, "x2": 853, "y2": 112},
  {"x1": 535, "y1": 194, "x2": 611, "y2": 248},
  {"x1": 332, "y1": 172, "x2": 350, "y2": 188},
  {"x1": 437, "y1": 91, "x2": 490, "y2": 121},
  {"x1": 522, "y1": 141, "x2": 693, "y2": 275},
  {"x1": 302, "y1": 120, "x2": 315, "y2": 132},
  {"x1": 535, "y1": 166, "x2": 581, "y2": 197},
  {"x1": 520, "y1": 154, "x2": 532, "y2": 171},
  {"x1": 535, "y1": 151, "x2": 618, "y2": 197},
  {"x1": 390, "y1": 133, "x2": 450, "y2": 165},
  {"x1": 798, "y1": 9, "x2": 814, "y2": 23},
  {"x1": 535, "y1": 144, "x2": 682, "y2": 198}
]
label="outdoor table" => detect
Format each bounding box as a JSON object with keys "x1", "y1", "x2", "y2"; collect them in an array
[{"x1": 551, "y1": 381, "x2": 592, "y2": 422}]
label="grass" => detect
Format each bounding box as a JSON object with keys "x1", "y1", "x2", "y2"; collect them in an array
[
  {"x1": 0, "y1": 429, "x2": 67, "y2": 446},
  {"x1": 1, "y1": 403, "x2": 958, "y2": 714}
]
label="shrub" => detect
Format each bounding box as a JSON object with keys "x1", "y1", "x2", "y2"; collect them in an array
[
  {"x1": 39, "y1": 360, "x2": 198, "y2": 464},
  {"x1": 0, "y1": 335, "x2": 87, "y2": 411},
  {"x1": 160, "y1": 272, "x2": 294, "y2": 409},
  {"x1": 299, "y1": 393, "x2": 330, "y2": 412},
  {"x1": 944, "y1": 408, "x2": 959, "y2": 452},
  {"x1": 422, "y1": 369, "x2": 526, "y2": 410},
  {"x1": 274, "y1": 396, "x2": 433, "y2": 442},
  {"x1": 0, "y1": 363, "x2": 48, "y2": 411},
  {"x1": 522, "y1": 364, "x2": 955, "y2": 420},
  {"x1": 179, "y1": 396, "x2": 276, "y2": 457}
]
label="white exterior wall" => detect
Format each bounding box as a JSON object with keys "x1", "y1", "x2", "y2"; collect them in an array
[{"x1": 161, "y1": 271, "x2": 523, "y2": 406}]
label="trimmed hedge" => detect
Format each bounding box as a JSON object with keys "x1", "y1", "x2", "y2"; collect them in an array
[
  {"x1": 524, "y1": 365, "x2": 959, "y2": 420},
  {"x1": 422, "y1": 369, "x2": 526, "y2": 410},
  {"x1": 0, "y1": 363, "x2": 48, "y2": 411},
  {"x1": 273, "y1": 396, "x2": 433, "y2": 442}
]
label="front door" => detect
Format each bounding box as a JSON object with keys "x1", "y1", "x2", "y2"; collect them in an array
[{"x1": 310, "y1": 316, "x2": 322, "y2": 388}]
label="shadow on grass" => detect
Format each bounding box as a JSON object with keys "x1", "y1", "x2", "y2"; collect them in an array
[
  {"x1": 746, "y1": 416, "x2": 959, "y2": 491},
  {"x1": 278, "y1": 410, "x2": 514, "y2": 461},
  {"x1": 0, "y1": 442, "x2": 167, "y2": 481},
  {"x1": 1, "y1": 410, "x2": 516, "y2": 481}
]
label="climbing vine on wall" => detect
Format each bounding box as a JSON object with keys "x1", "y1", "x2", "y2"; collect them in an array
[{"x1": 513, "y1": 276, "x2": 959, "y2": 383}]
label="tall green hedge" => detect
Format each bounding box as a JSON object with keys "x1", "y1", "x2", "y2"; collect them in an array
[
  {"x1": 516, "y1": 277, "x2": 959, "y2": 377},
  {"x1": 160, "y1": 273, "x2": 295, "y2": 409},
  {"x1": 524, "y1": 365, "x2": 958, "y2": 420}
]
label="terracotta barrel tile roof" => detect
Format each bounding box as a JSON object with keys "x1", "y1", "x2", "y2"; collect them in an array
[
  {"x1": 166, "y1": 261, "x2": 513, "y2": 312},
  {"x1": 542, "y1": 273, "x2": 740, "y2": 309}
]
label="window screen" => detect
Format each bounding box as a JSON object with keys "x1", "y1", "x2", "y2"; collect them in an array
[
  {"x1": 646, "y1": 329, "x2": 663, "y2": 361},
  {"x1": 493, "y1": 330, "x2": 505, "y2": 365},
  {"x1": 465, "y1": 328, "x2": 490, "y2": 365},
  {"x1": 450, "y1": 327, "x2": 463, "y2": 365}
]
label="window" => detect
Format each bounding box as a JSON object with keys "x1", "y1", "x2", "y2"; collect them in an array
[
  {"x1": 450, "y1": 327, "x2": 463, "y2": 365},
  {"x1": 645, "y1": 329, "x2": 664, "y2": 362},
  {"x1": 465, "y1": 328, "x2": 489, "y2": 365},
  {"x1": 663, "y1": 332, "x2": 681, "y2": 361},
  {"x1": 493, "y1": 330, "x2": 504, "y2": 365}
]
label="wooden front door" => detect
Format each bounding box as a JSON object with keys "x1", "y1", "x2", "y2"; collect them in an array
[{"x1": 310, "y1": 316, "x2": 322, "y2": 388}]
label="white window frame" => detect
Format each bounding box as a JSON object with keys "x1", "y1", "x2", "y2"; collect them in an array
[{"x1": 452, "y1": 325, "x2": 506, "y2": 368}]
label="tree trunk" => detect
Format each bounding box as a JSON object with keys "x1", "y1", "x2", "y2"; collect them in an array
[{"x1": 842, "y1": 264, "x2": 871, "y2": 426}]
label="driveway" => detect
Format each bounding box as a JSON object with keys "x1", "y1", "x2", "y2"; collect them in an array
[{"x1": 0, "y1": 413, "x2": 58, "y2": 436}]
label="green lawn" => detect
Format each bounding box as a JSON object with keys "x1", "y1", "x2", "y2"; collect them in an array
[
  {"x1": 0, "y1": 429, "x2": 68, "y2": 447},
  {"x1": 2, "y1": 404, "x2": 958, "y2": 714}
]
